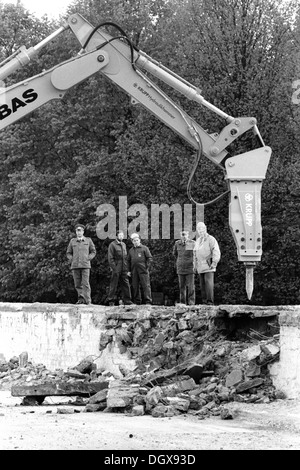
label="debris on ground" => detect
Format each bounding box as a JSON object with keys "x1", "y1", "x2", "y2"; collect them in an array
[{"x1": 1, "y1": 304, "x2": 283, "y2": 419}]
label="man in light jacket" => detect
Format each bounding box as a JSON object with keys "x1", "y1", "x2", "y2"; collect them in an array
[{"x1": 193, "y1": 222, "x2": 220, "y2": 305}]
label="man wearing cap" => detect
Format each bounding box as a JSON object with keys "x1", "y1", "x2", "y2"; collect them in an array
[
  {"x1": 66, "y1": 224, "x2": 96, "y2": 305},
  {"x1": 107, "y1": 230, "x2": 133, "y2": 306},
  {"x1": 127, "y1": 233, "x2": 153, "y2": 305},
  {"x1": 173, "y1": 230, "x2": 195, "y2": 305},
  {"x1": 193, "y1": 222, "x2": 221, "y2": 305}
]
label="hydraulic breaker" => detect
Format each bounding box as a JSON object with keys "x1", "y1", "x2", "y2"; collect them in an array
[{"x1": 226, "y1": 146, "x2": 272, "y2": 299}]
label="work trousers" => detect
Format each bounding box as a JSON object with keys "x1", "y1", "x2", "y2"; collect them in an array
[
  {"x1": 198, "y1": 272, "x2": 215, "y2": 304},
  {"x1": 178, "y1": 273, "x2": 195, "y2": 305},
  {"x1": 72, "y1": 268, "x2": 91, "y2": 304},
  {"x1": 131, "y1": 270, "x2": 152, "y2": 304},
  {"x1": 107, "y1": 270, "x2": 132, "y2": 304}
]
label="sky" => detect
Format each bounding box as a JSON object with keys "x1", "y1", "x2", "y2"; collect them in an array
[{"x1": 6, "y1": 0, "x2": 73, "y2": 19}]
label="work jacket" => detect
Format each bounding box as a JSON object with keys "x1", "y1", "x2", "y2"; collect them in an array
[
  {"x1": 193, "y1": 234, "x2": 221, "y2": 274},
  {"x1": 108, "y1": 239, "x2": 128, "y2": 272},
  {"x1": 127, "y1": 244, "x2": 153, "y2": 274},
  {"x1": 66, "y1": 236, "x2": 96, "y2": 269},
  {"x1": 173, "y1": 239, "x2": 195, "y2": 275}
]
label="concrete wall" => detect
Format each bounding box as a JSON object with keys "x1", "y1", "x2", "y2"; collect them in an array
[
  {"x1": 0, "y1": 302, "x2": 135, "y2": 376},
  {"x1": 270, "y1": 307, "x2": 300, "y2": 399},
  {"x1": 1, "y1": 302, "x2": 300, "y2": 398}
]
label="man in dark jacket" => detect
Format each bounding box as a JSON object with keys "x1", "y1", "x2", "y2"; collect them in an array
[
  {"x1": 127, "y1": 233, "x2": 153, "y2": 305},
  {"x1": 66, "y1": 223, "x2": 96, "y2": 305},
  {"x1": 173, "y1": 230, "x2": 195, "y2": 305},
  {"x1": 107, "y1": 230, "x2": 133, "y2": 306}
]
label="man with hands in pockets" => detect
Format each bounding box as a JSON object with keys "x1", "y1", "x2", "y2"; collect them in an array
[{"x1": 193, "y1": 222, "x2": 220, "y2": 305}]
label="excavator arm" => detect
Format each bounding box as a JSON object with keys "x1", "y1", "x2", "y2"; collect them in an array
[{"x1": 0, "y1": 13, "x2": 272, "y2": 300}]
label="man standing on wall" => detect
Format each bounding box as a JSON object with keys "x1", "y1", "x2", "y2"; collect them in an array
[
  {"x1": 107, "y1": 230, "x2": 133, "y2": 306},
  {"x1": 193, "y1": 222, "x2": 221, "y2": 305},
  {"x1": 66, "y1": 223, "x2": 96, "y2": 305},
  {"x1": 127, "y1": 233, "x2": 153, "y2": 305},
  {"x1": 173, "y1": 230, "x2": 195, "y2": 305}
]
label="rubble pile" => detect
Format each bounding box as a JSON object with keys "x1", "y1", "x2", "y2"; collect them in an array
[
  {"x1": 2, "y1": 305, "x2": 283, "y2": 419},
  {"x1": 0, "y1": 356, "x2": 107, "y2": 396},
  {"x1": 95, "y1": 305, "x2": 282, "y2": 418},
  {"x1": 0, "y1": 355, "x2": 54, "y2": 392}
]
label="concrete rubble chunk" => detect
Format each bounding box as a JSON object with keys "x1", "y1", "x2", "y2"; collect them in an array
[
  {"x1": 244, "y1": 361, "x2": 261, "y2": 378},
  {"x1": 115, "y1": 328, "x2": 132, "y2": 345},
  {"x1": 151, "y1": 404, "x2": 180, "y2": 417},
  {"x1": 178, "y1": 319, "x2": 188, "y2": 330},
  {"x1": 147, "y1": 358, "x2": 162, "y2": 373},
  {"x1": 160, "y1": 378, "x2": 196, "y2": 396},
  {"x1": 240, "y1": 345, "x2": 261, "y2": 361},
  {"x1": 142, "y1": 361, "x2": 199, "y2": 387},
  {"x1": 133, "y1": 324, "x2": 145, "y2": 345},
  {"x1": 162, "y1": 341, "x2": 174, "y2": 351},
  {"x1": 85, "y1": 403, "x2": 107, "y2": 412},
  {"x1": 154, "y1": 332, "x2": 165, "y2": 346},
  {"x1": 204, "y1": 383, "x2": 217, "y2": 393},
  {"x1": 220, "y1": 407, "x2": 234, "y2": 420},
  {"x1": 261, "y1": 343, "x2": 280, "y2": 357},
  {"x1": 74, "y1": 357, "x2": 95, "y2": 374},
  {"x1": 217, "y1": 305, "x2": 280, "y2": 318},
  {"x1": 188, "y1": 396, "x2": 205, "y2": 410},
  {"x1": 0, "y1": 363, "x2": 9, "y2": 373},
  {"x1": 235, "y1": 378, "x2": 264, "y2": 393},
  {"x1": 57, "y1": 408, "x2": 75, "y2": 414},
  {"x1": 177, "y1": 330, "x2": 194, "y2": 342},
  {"x1": 87, "y1": 389, "x2": 108, "y2": 404},
  {"x1": 19, "y1": 352, "x2": 28, "y2": 368},
  {"x1": 11, "y1": 380, "x2": 108, "y2": 397},
  {"x1": 203, "y1": 400, "x2": 216, "y2": 410},
  {"x1": 133, "y1": 394, "x2": 145, "y2": 406},
  {"x1": 215, "y1": 346, "x2": 226, "y2": 357},
  {"x1": 225, "y1": 369, "x2": 243, "y2": 388},
  {"x1": 174, "y1": 305, "x2": 188, "y2": 315},
  {"x1": 106, "y1": 379, "x2": 139, "y2": 408},
  {"x1": 145, "y1": 386, "x2": 163, "y2": 410},
  {"x1": 131, "y1": 405, "x2": 145, "y2": 416},
  {"x1": 164, "y1": 396, "x2": 190, "y2": 412},
  {"x1": 65, "y1": 369, "x2": 87, "y2": 379}
]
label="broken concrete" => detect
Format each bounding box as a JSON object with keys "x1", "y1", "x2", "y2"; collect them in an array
[
  {"x1": 11, "y1": 380, "x2": 108, "y2": 400},
  {"x1": 0, "y1": 303, "x2": 286, "y2": 419},
  {"x1": 0, "y1": 302, "x2": 282, "y2": 372},
  {"x1": 2, "y1": 303, "x2": 300, "y2": 417}
]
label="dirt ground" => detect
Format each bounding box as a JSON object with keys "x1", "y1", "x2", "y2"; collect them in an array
[{"x1": 0, "y1": 391, "x2": 300, "y2": 451}]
